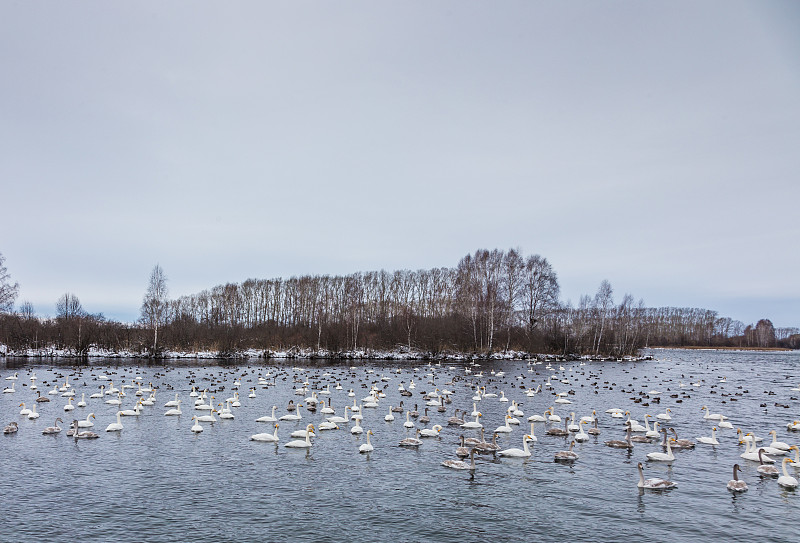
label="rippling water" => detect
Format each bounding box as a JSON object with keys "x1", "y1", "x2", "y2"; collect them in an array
[{"x1": 1, "y1": 349, "x2": 798, "y2": 542}]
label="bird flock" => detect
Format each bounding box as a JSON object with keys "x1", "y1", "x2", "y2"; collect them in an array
[{"x1": 3, "y1": 355, "x2": 800, "y2": 494}]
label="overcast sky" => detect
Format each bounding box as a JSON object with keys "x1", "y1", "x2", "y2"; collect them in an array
[{"x1": 1, "y1": 1, "x2": 798, "y2": 328}]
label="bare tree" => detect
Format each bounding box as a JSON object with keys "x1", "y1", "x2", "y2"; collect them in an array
[
  {"x1": 593, "y1": 280, "x2": 614, "y2": 355},
  {"x1": 0, "y1": 252, "x2": 19, "y2": 313},
  {"x1": 56, "y1": 293, "x2": 84, "y2": 319},
  {"x1": 141, "y1": 264, "x2": 169, "y2": 354}
]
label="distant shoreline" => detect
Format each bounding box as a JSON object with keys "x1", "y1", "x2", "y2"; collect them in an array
[{"x1": 647, "y1": 345, "x2": 794, "y2": 352}]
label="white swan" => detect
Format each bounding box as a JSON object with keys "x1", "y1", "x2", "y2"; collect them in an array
[
  {"x1": 285, "y1": 424, "x2": 315, "y2": 448},
  {"x1": 250, "y1": 424, "x2": 280, "y2": 442},
  {"x1": 494, "y1": 415, "x2": 513, "y2": 434},
  {"x1": 403, "y1": 411, "x2": 415, "y2": 429},
  {"x1": 190, "y1": 416, "x2": 203, "y2": 433},
  {"x1": 574, "y1": 420, "x2": 589, "y2": 442},
  {"x1": 164, "y1": 394, "x2": 180, "y2": 408},
  {"x1": 27, "y1": 404, "x2": 40, "y2": 419},
  {"x1": 777, "y1": 458, "x2": 798, "y2": 488},
  {"x1": 384, "y1": 406, "x2": 395, "y2": 422},
  {"x1": 164, "y1": 400, "x2": 182, "y2": 416},
  {"x1": 351, "y1": 418, "x2": 364, "y2": 435},
  {"x1": 702, "y1": 405, "x2": 723, "y2": 421},
  {"x1": 767, "y1": 430, "x2": 791, "y2": 451},
  {"x1": 420, "y1": 424, "x2": 442, "y2": 437},
  {"x1": 279, "y1": 404, "x2": 304, "y2": 421},
  {"x1": 740, "y1": 435, "x2": 774, "y2": 463},
  {"x1": 105, "y1": 412, "x2": 123, "y2": 432},
  {"x1": 461, "y1": 412, "x2": 483, "y2": 429},
  {"x1": 646, "y1": 437, "x2": 675, "y2": 462},
  {"x1": 326, "y1": 406, "x2": 350, "y2": 424},
  {"x1": 655, "y1": 409, "x2": 672, "y2": 421},
  {"x1": 499, "y1": 434, "x2": 533, "y2": 457},
  {"x1": 697, "y1": 427, "x2": 719, "y2": 445},
  {"x1": 77, "y1": 393, "x2": 87, "y2": 408},
  {"x1": 359, "y1": 430, "x2": 374, "y2": 453},
  {"x1": 76, "y1": 413, "x2": 95, "y2": 427},
  {"x1": 256, "y1": 406, "x2": 278, "y2": 423}
]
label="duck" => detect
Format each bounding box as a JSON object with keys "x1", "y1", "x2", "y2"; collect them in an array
[
  {"x1": 498, "y1": 434, "x2": 533, "y2": 457},
  {"x1": 697, "y1": 427, "x2": 719, "y2": 445},
  {"x1": 777, "y1": 458, "x2": 798, "y2": 488},
  {"x1": 285, "y1": 424, "x2": 315, "y2": 448},
  {"x1": 727, "y1": 464, "x2": 747, "y2": 492},
  {"x1": 637, "y1": 462, "x2": 677, "y2": 489},
  {"x1": 42, "y1": 418, "x2": 63, "y2": 434},
  {"x1": 359, "y1": 430, "x2": 374, "y2": 453}
]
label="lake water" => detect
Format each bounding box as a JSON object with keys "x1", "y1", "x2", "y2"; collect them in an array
[{"x1": 1, "y1": 349, "x2": 798, "y2": 542}]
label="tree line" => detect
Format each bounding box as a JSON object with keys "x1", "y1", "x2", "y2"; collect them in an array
[{"x1": 1, "y1": 250, "x2": 798, "y2": 357}]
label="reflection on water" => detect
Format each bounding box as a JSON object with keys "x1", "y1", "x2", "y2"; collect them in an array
[{"x1": 1, "y1": 349, "x2": 798, "y2": 542}]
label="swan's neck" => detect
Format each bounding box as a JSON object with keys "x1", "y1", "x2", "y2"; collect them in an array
[{"x1": 638, "y1": 464, "x2": 645, "y2": 486}]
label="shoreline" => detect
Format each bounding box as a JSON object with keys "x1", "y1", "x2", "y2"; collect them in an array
[
  {"x1": 647, "y1": 345, "x2": 794, "y2": 352},
  {"x1": 0, "y1": 345, "x2": 655, "y2": 363}
]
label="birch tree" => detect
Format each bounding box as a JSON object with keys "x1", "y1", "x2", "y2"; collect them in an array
[{"x1": 141, "y1": 264, "x2": 169, "y2": 353}]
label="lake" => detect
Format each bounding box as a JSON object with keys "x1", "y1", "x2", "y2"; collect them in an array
[{"x1": 1, "y1": 349, "x2": 798, "y2": 542}]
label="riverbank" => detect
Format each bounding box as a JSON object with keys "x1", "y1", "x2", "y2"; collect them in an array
[
  {"x1": 0, "y1": 343, "x2": 653, "y2": 362},
  {"x1": 648, "y1": 345, "x2": 794, "y2": 352}
]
